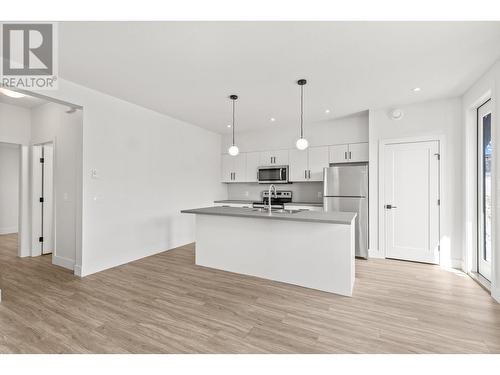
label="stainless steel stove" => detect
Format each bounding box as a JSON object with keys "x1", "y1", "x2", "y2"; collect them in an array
[{"x1": 252, "y1": 190, "x2": 292, "y2": 209}]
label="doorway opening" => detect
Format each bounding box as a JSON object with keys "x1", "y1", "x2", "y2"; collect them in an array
[{"x1": 477, "y1": 99, "x2": 493, "y2": 281}]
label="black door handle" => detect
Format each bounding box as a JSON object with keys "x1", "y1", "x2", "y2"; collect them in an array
[{"x1": 385, "y1": 204, "x2": 397, "y2": 209}]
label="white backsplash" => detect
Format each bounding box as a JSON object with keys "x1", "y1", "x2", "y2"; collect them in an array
[{"x1": 227, "y1": 182, "x2": 323, "y2": 202}]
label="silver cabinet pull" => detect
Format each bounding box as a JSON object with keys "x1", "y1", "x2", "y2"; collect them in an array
[
  {"x1": 344, "y1": 151, "x2": 347, "y2": 159},
  {"x1": 308, "y1": 170, "x2": 311, "y2": 179},
  {"x1": 349, "y1": 151, "x2": 352, "y2": 159},
  {"x1": 304, "y1": 170, "x2": 307, "y2": 179}
]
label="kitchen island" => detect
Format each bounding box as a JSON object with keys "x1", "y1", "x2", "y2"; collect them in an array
[{"x1": 181, "y1": 206, "x2": 357, "y2": 296}]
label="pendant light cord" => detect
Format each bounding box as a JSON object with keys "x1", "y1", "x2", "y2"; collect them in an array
[
  {"x1": 232, "y1": 98, "x2": 235, "y2": 146},
  {"x1": 300, "y1": 84, "x2": 304, "y2": 139}
]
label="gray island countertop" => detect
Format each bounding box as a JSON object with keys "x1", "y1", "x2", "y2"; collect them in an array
[
  {"x1": 213, "y1": 199, "x2": 323, "y2": 207},
  {"x1": 181, "y1": 206, "x2": 356, "y2": 224}
]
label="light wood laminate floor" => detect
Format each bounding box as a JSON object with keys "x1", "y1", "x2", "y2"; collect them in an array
[{"x1": 1, "y1": 233, "x2": 499, "y2": 353}]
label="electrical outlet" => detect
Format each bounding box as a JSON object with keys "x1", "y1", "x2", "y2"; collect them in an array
[
  {"x1": 317, "y1": 191, "x2": 322, "y2": 198},
  {"x1": 245, "y1": 191, "x2": 249, "y2": 197}
]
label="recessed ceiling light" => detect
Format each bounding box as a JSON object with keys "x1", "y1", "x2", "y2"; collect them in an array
[
  {"x1": 270, "y1": 117, "x2": 276, "y2": 122},
  {"x1": 412, "y1": 87, "x2": 421, "y2": 92},
  {"x1": 325, "y1": 109, "x2": 331, "y2": 114},
  {"x1": 0, "y1": 88, "x2": 26, "y2": 98},
  {"x1": 227, "y1": 124, "x2": 231, "y2": 128}
]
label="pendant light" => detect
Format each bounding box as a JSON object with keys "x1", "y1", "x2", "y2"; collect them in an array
[
  {"x1": 295, "y1": 79, "x2": 309, "y2": 150},
  {"x1": 228, "y1": 94, "x2": 240, "y2": 156}
]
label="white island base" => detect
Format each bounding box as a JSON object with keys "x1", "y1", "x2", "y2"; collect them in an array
[{"x1": 193, "y1": 213, "x2": 355, "y2": 296}]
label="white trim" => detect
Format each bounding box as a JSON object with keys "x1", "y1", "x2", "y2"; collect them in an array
[
  {"x1": 74, "y1": 264, "x2": 83, "y2": 277},
  {"x1": 378, "y1": 134, "x2": 446, "y2": 265},
  {"x1": 451, "y1": 258, "x2": 464, "y2": 270},
  {"x1": 492, "y1": 285, "x2": 500, "y2": 303},
  {"x1": 0, "y1": 227, "x2": 18, "y2": 235},
  {"x1": 52, "y1": 255, "x2": 75, "y2": 270},
  {"x1": 368, "y1": 248, "x2": 384, "y2": 258},
  {"x1": 463, "y1": 91, "x2": 497, "y2": 298}
]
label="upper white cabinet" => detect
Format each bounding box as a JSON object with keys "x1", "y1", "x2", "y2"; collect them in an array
[
  {"x1": 289, "y1": 149, "x2": 309, "y2": 182},
  {"x1": 308, "y1": 146, "x2": 329, "y2": 181},
  {"x1": 348, "y1": 143, "x2": 369, "y2": 162},
  {"x1": 329, "y1": 142, "x2": 368, "y2": 163},
  {"x1": 221, "y1": 154, "x2": 246, "y2": 182},
  {"x1": 245, "y1": 152, "x2": 260, "y2": 182},
  {"x1": 329, "y1": 144, "x2": 349, "y2": 163},
  {"x1": 221, "y1": 143, "x2": 367, "y2": 183},
  {"x1": 289, "y1": 146, "x2": 329, "y2": 182},
  {"x1": 260, "y1": 149, "x2": 289, "y2": 166}
]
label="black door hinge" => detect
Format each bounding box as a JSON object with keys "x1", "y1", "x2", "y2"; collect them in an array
[
  {"x1": 40, "y1": 157, "x2": 44, "y2": 163},
  {"x1": 39, "y1": 197, "x2": 44, "y2": 203},
  {"x1": 437, "y1": 199, "x2": 440, "y2": 206},
  {"x1": 434, "y1": 153, "x2": 440, "y2": 160},
  {"x1": 39, "y1": 236, "x2": 44, "y2": 242}
]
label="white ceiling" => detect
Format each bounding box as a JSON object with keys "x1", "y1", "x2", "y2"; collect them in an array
[{"x1": 59, "y1": 21, "x2": 500, "y2": 134}]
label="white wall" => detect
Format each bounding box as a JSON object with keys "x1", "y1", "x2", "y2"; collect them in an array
[
  {"x1": 31, "y1": 103, "x2": 82, "y2": 269},
  {"x1": 462, "y1": 57, "x2": 500, "y2": 302},
  {"x1": 369, "y1": 98, "x2": 463, "y2": 269},
  {"x1": 0, "y1": 102, "x2": 31, "y2": 145},
  {"x1": 0, "y1": 143, "x2": 20, "y2": 234},
  {"x1": 34, "y1": 79, "x2": 226, "y2": 276},
  {"x1": 221, "y1": 111, "x2": 368, "y2": 152}
]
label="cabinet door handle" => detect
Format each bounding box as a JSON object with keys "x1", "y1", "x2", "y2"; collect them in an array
[
  {"x1": 304, "y1": 170, "x2": 307, "y2": 179},
  {"x1": 344, "y1": 151, "x2": 347, "y2": 160},
  {"x1": 308, "y1": 170, "x2": 311, "y2": 179},
  {"x1": 349, "y1": 151, "x2": 352, "y2": 159},
  {"x1": 234, "y1": 172, "x2": 236, "y2": 181}
]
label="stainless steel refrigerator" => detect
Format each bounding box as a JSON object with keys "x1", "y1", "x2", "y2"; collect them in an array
[{"x1": 323, "y1": 162, "x2": 368, "y2": 258}]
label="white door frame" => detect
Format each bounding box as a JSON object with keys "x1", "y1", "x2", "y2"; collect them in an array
[
  {"x1": 378, "y1": 134, "x2": 445, "y2": 264},
  {"x1": 31, "y1": 139, "x2": 56, "y2": 257}
]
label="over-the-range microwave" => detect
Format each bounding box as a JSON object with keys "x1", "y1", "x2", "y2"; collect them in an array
[{"x1": 257, "y1": 165, "x2": 289, "y2": 184}]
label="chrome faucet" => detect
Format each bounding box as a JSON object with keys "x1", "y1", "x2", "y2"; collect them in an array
[{"x1": 268, "y1": 184, "x2": 277, "y2": 214}]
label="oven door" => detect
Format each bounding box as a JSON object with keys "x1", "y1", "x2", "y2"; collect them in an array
[{"x1": 258, "y1": 166, "x2": 288, "y2": 183}]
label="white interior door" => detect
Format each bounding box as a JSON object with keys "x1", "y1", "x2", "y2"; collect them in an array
[
  {"x1": 384, "y1": 140, "x2": 440, "y2": 264},
  {"x1": 477, "y1": 100, "x2": 493, "y2": 281}
]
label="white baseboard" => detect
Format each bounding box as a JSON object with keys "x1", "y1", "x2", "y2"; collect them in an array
[
  {"x1": 0, "y1": 227, "x2": 18, "y2": 235},
  {"x1": 451, "y1": 258, "x2": 464, "y2": 270},
  {"x1": 368, "y1": 248, "x2": 384, "y2": 259},
  {"x1": 492, "y1": 286, "x2": 500, "y2": 304},
  {"x1": 52, "y1": 255, "x2": 75, "y2": 270},
  {"x1": 74, "y1": 264, "x2": 82, "y2": 277}
]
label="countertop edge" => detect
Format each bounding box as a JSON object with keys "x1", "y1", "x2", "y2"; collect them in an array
[{"x1": 181, "y1": 207, "x2": 356, "y2": 225}]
